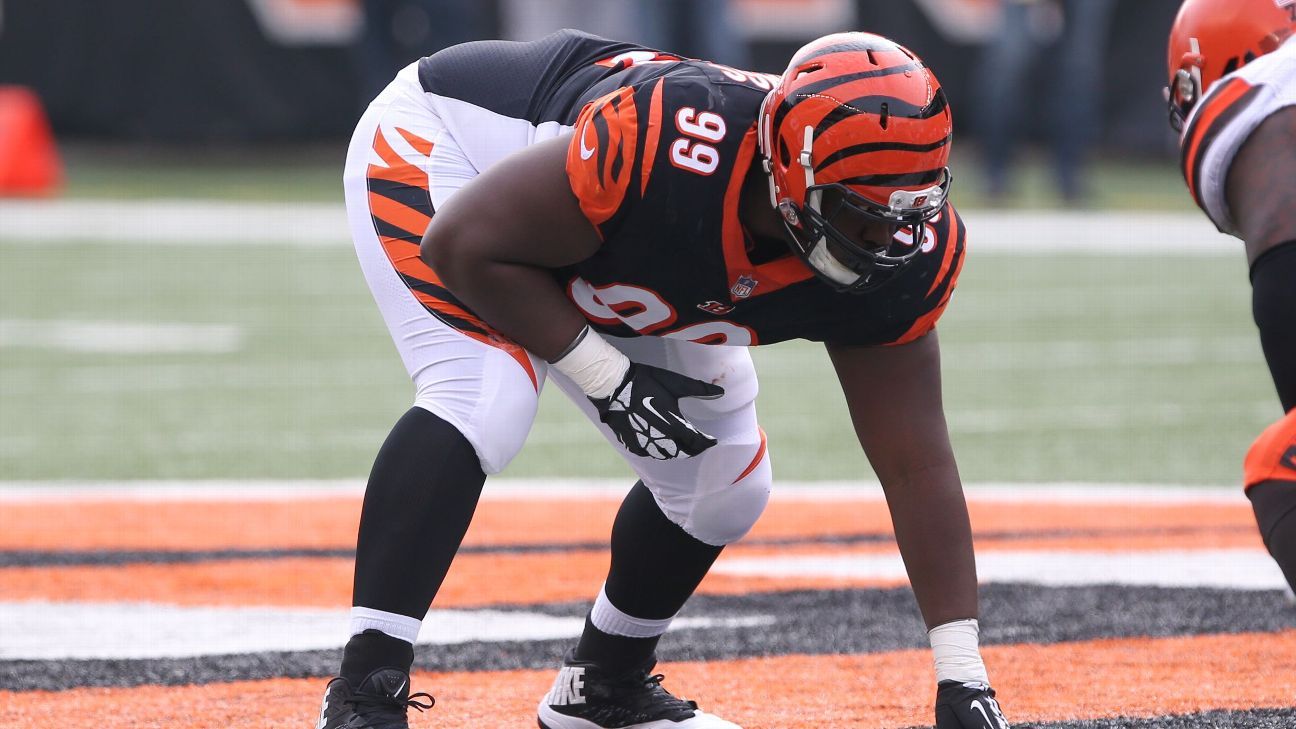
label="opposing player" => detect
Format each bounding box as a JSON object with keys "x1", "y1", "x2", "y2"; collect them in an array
[
  {"x1": 319, "y1": 29, "x2": 1011, "y2": 729},
  {"x1": 1167, "y1": 0, "x2": 1296, "y2": 593}
]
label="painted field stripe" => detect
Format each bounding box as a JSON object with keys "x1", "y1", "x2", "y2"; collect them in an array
[
  {"x1": 5, "y1": 632, "x2": 1294, "y2": 728},
  {"x1": 0, "y1": 601, "x2": 772, "y2": 660},
  {"x1": 0, "y1": 479, "x2": 1246, "y2": 504},
  {"x1": 715, "y1": 548, "x2": 1287, "y2": 590},
  {"x1": 0, "y1": 489, "x2": 1253, "y2": 550},
  {"x1": 0, "y1": 523, "x2": 1262, "y2": 567},
  {"x1": 2, "y1": 538, "x2": 1280, "y2": 608},
  {"x1": 0, "y1": 319, "x2": 243, "y2": 354}
]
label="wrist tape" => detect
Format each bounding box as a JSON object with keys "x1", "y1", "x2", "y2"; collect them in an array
[
  {"x1": 550, "y1": 326, "x2": 631, "y2": 400},
  {"x1": 929, "y1": 618, "x2": 989, "y2": 685}
]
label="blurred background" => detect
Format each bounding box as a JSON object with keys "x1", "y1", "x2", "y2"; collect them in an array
[{"x1": 0, "y1": 0, "x2": 1270, "y2": 487}]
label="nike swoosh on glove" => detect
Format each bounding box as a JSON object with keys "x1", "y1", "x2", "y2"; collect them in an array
[
  {"x1": 590, "y1": 363, "x2": 724, "y2": 460},
  {"x1": 935, "y1": 680, "x2": 1010, "y2": 729}
]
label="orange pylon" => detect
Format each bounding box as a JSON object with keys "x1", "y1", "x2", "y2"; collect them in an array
[{"x1": 0, "y1": 85, "x2": 63, "y2": 196}]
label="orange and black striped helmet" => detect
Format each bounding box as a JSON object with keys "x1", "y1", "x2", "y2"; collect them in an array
[
  {"x1": 758, "y1": 32, "x2": 952, "y2": 293},
  {"x1": 1166, "y1": 0, "x2": 1295, "y2": 132}
]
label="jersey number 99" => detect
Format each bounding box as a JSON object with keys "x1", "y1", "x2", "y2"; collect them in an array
[{"x1": 670, "y1": 107, "x2": 727, "y2": 176}]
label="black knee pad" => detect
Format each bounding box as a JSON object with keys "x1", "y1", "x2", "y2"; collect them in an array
[
  {"x1": 1250, "y1": 241, "x2": 1296, "y2": 412},
  {"x1": 1248, "y1": 480, "x2": 1296, "y2": 593}
]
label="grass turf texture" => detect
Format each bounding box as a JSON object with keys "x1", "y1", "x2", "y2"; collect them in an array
[{"x1": 0, "y1": 238, "x2": 1274, "y2": 483}]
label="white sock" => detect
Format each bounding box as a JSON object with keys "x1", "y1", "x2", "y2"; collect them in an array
[
  {"x1": 589, "y1": 585, "x2": 675, "y2": 638},
  {"x1": 349, "y1": 606, "x2": 421, "y2": 644}
]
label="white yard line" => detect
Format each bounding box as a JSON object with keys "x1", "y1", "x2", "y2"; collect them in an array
[
  {"x1": 714, "y1": 549, "x2": 1285, "y2": 591},
  {"x1": 0, "y1": 479, "x2": 1245, "y2": 504},
  {"x1": 0, "y1": 200, "x2": 1237, "y2": 255},
  {"x1": 0, "y1": 601, "x2": 773, "y2": 660},
  {"x1": 0, "y1": 319, "x2": 244, "y2": 354}
]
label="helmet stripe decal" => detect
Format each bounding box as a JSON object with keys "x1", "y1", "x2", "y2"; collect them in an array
[
  {"x1": 787, "y1": 62, "x2": 923, "y2": 98},
  {"x1": 770, "y1": 63, "x2": 922, "y2": 134},
  {"x1": 836, "y1": 168, "x2": 946, "y2": 187},
  {"x1": 813, "y1": 92, "x2": 949, "y2": 137},
  {"x1": 815, "y1": 136, "x2": 952, "y2": 173}
]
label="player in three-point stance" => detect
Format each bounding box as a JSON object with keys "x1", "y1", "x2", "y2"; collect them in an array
[
  {"x1": 319, "y1": 29, "x2": 1011, "y2": 729},
  {"x1": 1167, "y1": 0, "x2": 1296, "y2": 594}
]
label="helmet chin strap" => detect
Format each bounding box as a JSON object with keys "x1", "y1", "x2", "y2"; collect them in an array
[
  {"x1": 796, "y1": 125, "x2": 859, "y2": 284},
  {"x1": 807, "y1": 238, "x2": 861, "y2": 285}
]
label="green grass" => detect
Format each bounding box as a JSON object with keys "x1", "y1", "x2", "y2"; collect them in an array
[{"x1": 0, "y1": 237, "x2": 1274, "y2": 483}]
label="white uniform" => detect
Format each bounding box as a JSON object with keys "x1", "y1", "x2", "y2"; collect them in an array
[
  {"x1": 343, "y1": 56, "x2": 770, "y2": 545},
  {"x1": 1180, "y1": 36, "x2": 1296, "y2": 238}
]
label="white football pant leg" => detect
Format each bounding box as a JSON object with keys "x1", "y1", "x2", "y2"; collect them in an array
[
  {"x1": 343, "y1": 63, "x2": 546, "y2": 475},
  {"x1": 550, "y1": 336, "x2": 772, "y2": 546}
]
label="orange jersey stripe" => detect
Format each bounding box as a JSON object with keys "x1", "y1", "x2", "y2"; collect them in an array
[
  {"x1": 925, "y1": 205, "x2": 964, "y2": 298},
  {"x1": 1182, "y1": 78, "x2": 1254, "y2": 202},
  {"x1": 395, "y1": 125, "x2": 435, "y2": 156},
  {"x1": 640, "y1": 78, "x2": 665, "y2": 196},
  {"x1": 368, "y1": 127, "x2": 429, "y2": 187},
  {"x1": 567, "y1": 86, "x2": 639, "y2": 229}
]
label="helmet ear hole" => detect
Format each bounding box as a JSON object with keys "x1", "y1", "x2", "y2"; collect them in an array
[{"x1": 778, "y1": 138, "x2": 791, "y2": 167}]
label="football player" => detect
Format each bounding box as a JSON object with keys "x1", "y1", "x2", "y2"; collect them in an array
[
  {"x1": 1167, "y1": 0, "x2": 1296, "y2": 594},
  {"x1": 319, "y1": 29, "x2": 1011, "y2": 729}
]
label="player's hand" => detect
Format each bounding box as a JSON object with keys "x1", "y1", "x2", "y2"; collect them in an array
[
  {"x1": 590, "y1": 363, "x2": 724, "y2": 459},
  {"x1": 935, "y1": 680, "x2": 1009, "y2": 729}
]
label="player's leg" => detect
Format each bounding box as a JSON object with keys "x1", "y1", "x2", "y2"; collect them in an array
[
  {"x1": 1245, "y1": 410, "x2": 1296, "y2": 596},
  {"x1": 1245, "y1": 240, "x2": 1296, "y2": 597},
  {"x1": 540, "y1": 337, "x2": 769, "y2": 729},
  {"x1": 321, "y1": 64, "x2": 546, "y2": 728},
  {"x1": 1250, "y1": 240, "x2": 1296, "y2": 412}
]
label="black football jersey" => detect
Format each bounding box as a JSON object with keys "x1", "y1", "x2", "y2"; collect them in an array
[
  {"x1": 563, "y1": 56, "x2": 965, "y2": 347},
  {"x1": 421, "y1": 30, "x2": 966, "y2": 347}
]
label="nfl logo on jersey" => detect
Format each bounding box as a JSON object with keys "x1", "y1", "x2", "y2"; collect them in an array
[{"x1": 730, "y1": 274, "x2": 758, "y2": 299}]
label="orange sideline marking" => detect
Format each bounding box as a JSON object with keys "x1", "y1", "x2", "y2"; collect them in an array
[
  {"x1": 5, "y1": 632, "x2": 1295, "y2": 728},
  {"x1": 0, "y1": 498, "x2": 1256, "y2": 551}
]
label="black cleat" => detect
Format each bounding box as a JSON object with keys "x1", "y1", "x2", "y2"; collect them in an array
[
  {"x1": 537, "y1": 653, "x2": 740, "y2": 728},
  {"x1": 935, "y1": 680, "x2": 1009, "y2": 729},
  {"x1": 314, "y1": 667, "x2": 433, "y2": 729}
]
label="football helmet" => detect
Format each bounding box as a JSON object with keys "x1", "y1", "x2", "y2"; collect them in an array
[
  {"x1": 758, "y1": 32, "x2": 952, "y2": 293},
  {"x1": 1166, "y1": 0, "x2": 1296, "y2": 132}
]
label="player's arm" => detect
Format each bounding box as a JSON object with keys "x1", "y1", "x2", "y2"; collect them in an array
[
  {"x1": 827, "y1": 332, "x2": 1008, "y2": 728},
  {"x1": 1227, "y1": 106, "x2": 1296, "y2": 413},
  {"x1": 826, "y1": 331, "x2": 976, "y2": 628},
  {"x1": 420, "y1": 134, "x2": 722, "y2": 458},
  {"x1": 421, "y1": 135, "x2": 597, "y2": 362},
  {"x1": 1227, "y1": 106, "x2": 1296, "y2": 265}
]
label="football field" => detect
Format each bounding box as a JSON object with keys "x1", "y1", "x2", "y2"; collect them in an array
[{"x1": 2, "y1": 198, "x2": 1294, "y2": 726}]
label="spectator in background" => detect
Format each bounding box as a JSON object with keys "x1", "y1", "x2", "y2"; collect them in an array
[
  {"x1": 976, "y1": 0, "x2": 1116, "y2": 205},
  {"x1": 502, "y1": 0, "x2": 749, "y2": 68},
  {"x1": 631, "y1": 0, "x2": 751, "y2": 68},
  {"x1": 354, "y1": 0, "x2": 492, "y2": 104}
]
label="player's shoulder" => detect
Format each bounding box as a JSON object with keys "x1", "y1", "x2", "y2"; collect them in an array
[
  {"x1": 1182, "y1": 38, "x2": 1296, "y2": 150},
  {"x1": 565, "y1": 61, "x2": 773, "y2": 233},
  {"x1": 1179, "y1": 40, "x2": 1296, "y2": 230}
]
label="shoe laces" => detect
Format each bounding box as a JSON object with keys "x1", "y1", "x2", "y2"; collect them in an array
[
  {"x1": 346, "y1": 690, "x2": 435, "y2": 723},
  {"x1": 619, "y1": 671, "x2": 698, "y2": 713}
]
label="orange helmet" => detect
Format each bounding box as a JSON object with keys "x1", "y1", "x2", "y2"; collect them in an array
[
  {"x1": 758, "y1": 32, "x2": 952, "y2": 293},
  {"x1": 1166, "y1": 0, "x2": 1296, "y2": 131}
]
